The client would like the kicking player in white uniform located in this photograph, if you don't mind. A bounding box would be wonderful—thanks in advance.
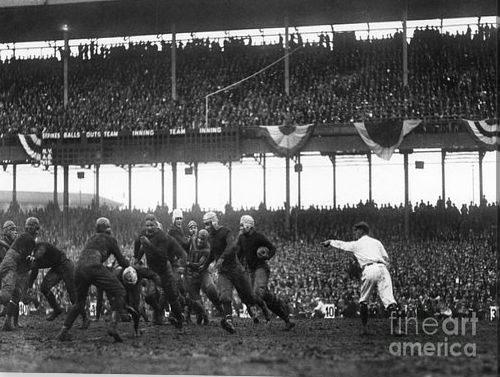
[322,222,403,335]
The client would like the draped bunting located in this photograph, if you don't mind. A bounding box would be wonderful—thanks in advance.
[463,119,498,147]
[17,134,42,161]
[353,119,422,160]
[259,124,315,156]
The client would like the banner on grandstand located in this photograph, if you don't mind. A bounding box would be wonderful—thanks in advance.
[259,124,315,157]
[463,119,498,147]
[17,134,42,162]
[353,119,421,160]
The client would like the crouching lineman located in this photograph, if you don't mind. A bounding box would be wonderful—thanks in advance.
[0,217,40,331]
[321,221,404,336]
[28,242,89,328]
[55,217,139,342]
[96,265,164,336]
[185,228,224,324]
[237,215,295,330]
[201,212,270,334]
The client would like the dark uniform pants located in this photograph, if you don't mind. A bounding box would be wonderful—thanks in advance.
[250,265,289,321]
[154,261,183,323]
[217,262,267,318]
[0,250,21,304]
[186,270,223,314]
[41,259,77,310]
[64,263,125,329]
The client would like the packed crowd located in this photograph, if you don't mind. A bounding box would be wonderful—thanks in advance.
[0,197,496,319]
[0,25,496,134]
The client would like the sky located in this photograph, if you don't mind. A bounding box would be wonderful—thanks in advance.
[0,150,496,211]
[0,16,496,212]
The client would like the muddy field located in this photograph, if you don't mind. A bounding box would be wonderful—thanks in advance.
[0,313,497,376]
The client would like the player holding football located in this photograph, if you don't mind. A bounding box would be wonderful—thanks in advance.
[133,213,185,329]
[321,221,404,336]
[237,215,295,330]
[201,211,270,334]
[185,228,224,323]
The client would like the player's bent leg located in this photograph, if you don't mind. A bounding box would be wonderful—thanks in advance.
[161,277,184,329]
[201,272,224,316]
[56,274,90,341]
[217,272,235,334]
[233,267,270,323]
[41,273,64,321]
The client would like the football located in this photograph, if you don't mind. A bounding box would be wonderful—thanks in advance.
[256,246,270,259]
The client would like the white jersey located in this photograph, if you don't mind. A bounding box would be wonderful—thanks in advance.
[328,234,389,268]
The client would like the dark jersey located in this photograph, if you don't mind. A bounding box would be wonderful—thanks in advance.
[133,229,186,274]
[78,233,129,268]
[9,232,37,273]
[0,237,11,262]
[205,226,238,269]
[28,242,70,288]
[237,231,276,271]
[32,242,68,269]
[186,238,211,276]
[168,227,190,252]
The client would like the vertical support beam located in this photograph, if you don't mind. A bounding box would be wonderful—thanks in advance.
[128,164,132,210]
[12,163,17,204]
[228,161,232,208]
[63,27,69,108]
[367,152,372,202]
[296,154,301,209]
[95,164,100,208]
[479,150,485,205]
[285,156,291,234]
[328,154,337,208]
[402,5,408,87]
[284,15,290,96]
[53,164,58,206]
[194,162,199,206]
[161,162,165,207]
[441,150,446,202]
[403,152,410,240]
[63,164,69,238]
[171,24,177,101]
[262,154,267,208]
[172,162,177,209]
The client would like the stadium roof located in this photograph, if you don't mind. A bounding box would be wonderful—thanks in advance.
[0,0,496,43]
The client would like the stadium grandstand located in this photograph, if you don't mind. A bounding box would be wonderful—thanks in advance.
[0,1,497,375]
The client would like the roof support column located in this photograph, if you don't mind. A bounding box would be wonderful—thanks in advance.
[285,156,291,235]
[53,164,58,206]
[63,164,69,239]
[161,162,165,207]
[367,152,372,202]
[328,154,337,208]
[441,150,446,202]
[95,163,100,208]
[172,162,177,209]
[402,151,411,240]
[194,162,199,206]
[12,163,17,205]
[479,150,485,205]
[128,164,132,210]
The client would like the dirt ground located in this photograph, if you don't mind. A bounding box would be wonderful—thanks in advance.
[0,313,497,376]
